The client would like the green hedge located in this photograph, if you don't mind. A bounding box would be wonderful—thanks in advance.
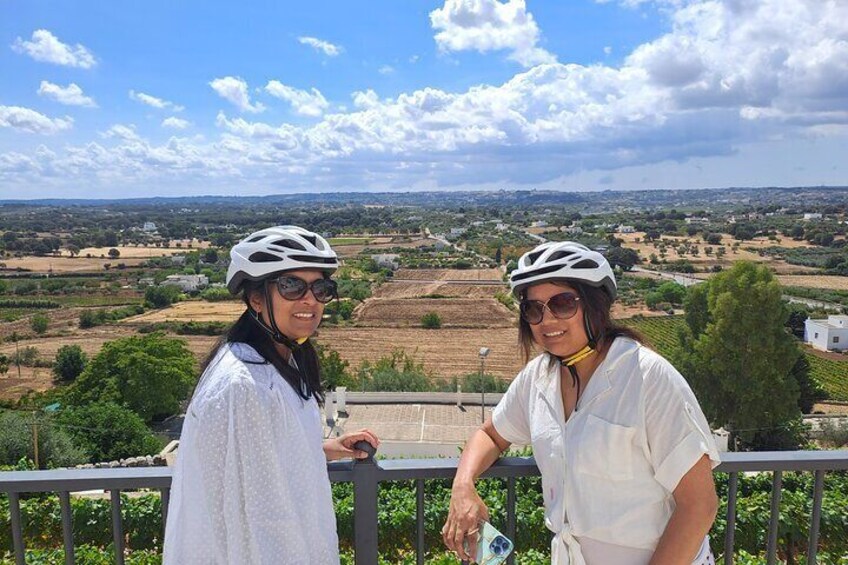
[2,471,848,563]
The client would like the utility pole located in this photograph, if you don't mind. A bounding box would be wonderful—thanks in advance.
[479,347,490,423]
[32,411,39,469]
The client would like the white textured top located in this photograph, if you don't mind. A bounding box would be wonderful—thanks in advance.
[163,342,339,565]
[492,337,720,565]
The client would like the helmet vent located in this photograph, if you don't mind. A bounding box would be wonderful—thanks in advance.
[527,250,544,264]
[271,238,306,251]
[547,250,575,262]
[248,252,284,263]
[572,259,599,269]
[289,255,338,265]
[247,235,265,243]
[302,234,320,248]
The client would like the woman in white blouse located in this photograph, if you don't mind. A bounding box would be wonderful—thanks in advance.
[164,226,379,565]
[443,241,719,565]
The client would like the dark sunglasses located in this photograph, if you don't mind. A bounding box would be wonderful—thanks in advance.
[273,276,338,303]
[520,292,581,325]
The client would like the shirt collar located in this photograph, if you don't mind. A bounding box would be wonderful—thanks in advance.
[532,336,640,414]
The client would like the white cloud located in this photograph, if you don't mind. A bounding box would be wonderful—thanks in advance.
[604,46,613,55]
[352,89,381,109]
[4,0,848,196]
[430,0,557,67]
[378,65,396,75]
[11,29,96,69]
[0,105,73,134]
[265,81,329,117]
[37,81,97,108]
[101,124,141,142]
[298,36,343,57]
[162,117,190,129]
[209,77,265,113]
[129,90,184,112]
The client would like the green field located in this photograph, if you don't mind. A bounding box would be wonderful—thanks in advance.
[807,353,848,401]
[623,315,848,402]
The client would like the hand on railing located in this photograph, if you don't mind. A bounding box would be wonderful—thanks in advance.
[443,482,489,563]
[323,429,380,461]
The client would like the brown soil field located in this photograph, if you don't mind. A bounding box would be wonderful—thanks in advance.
[315,327,524,381]
[394,268,503,281]
[353,298,516,327]
[372,281,508,299]
[777,275,848,291]
[75,240,207,258]
[617,232,820,274]
[121,301,245,324]
[0,256,147,273]
[334,238,432,258]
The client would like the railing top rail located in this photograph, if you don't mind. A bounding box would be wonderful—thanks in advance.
[715,450,848,472]
[1,451,846,494]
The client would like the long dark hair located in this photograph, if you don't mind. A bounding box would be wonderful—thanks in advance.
[200,279,325,404]
[518,280,645,364]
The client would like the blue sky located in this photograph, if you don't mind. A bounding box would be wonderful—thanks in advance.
[1,0,846,199]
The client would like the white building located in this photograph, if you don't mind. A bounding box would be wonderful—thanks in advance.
[161,274,209,293]
[371,254,400,270]
[531,220,548,228]
[142,222,157,233]
[685,217,710,225]
[804,213,823,221]
[617,225,636,234]
[449,227,467,236]
[805,315,848,352]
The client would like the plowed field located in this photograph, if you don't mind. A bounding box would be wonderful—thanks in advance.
[394,268,503,281]
[372,282,507,299]
[315,327,524,381]
[353,298,516,327]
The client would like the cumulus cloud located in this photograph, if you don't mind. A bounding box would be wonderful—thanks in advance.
[101,124,141,142]
[265,81,329,117]
[37,81,97,107]
[430,0,557,67]
[0,105,73,134]
[298,36,343,56]
[129,90,184,112]
[11,29,97,68]
[209,77,265,113]
[162,117,190,129]
[4,0,848,195]
[378,65,396,75]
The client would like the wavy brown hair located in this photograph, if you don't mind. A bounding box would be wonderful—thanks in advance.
[518,280,645,364]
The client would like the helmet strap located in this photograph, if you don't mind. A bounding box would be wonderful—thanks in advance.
[246,282,305,354]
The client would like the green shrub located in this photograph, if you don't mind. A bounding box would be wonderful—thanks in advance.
[56,402,163,463]
[421,312,442,329]
[53,345,87,382]
[200,287,232,302]
[30,313,49,334]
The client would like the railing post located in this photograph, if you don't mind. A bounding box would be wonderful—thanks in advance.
[353,442,379,565]
[766,471,782,565]
[9,492,25,565]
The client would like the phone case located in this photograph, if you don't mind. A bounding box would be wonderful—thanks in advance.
[474,521,514,565]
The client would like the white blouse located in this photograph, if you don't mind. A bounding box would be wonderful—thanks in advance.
[163,343,339,565]
[492,337,720,565]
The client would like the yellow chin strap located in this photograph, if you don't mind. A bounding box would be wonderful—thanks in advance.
[295,336,309,345]
[561,344,595,366]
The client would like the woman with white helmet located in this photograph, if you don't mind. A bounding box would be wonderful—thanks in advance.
[443,241,719,565]
[164,226,379,565]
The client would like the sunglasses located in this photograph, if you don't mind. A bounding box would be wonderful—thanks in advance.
[520,292,581,325]
[273,276,338,303]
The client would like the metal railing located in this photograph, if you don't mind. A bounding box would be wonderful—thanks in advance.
[1,450,847,565]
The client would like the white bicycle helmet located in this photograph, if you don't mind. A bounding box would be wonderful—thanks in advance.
[226,226,339,294]
[510,241,616,299]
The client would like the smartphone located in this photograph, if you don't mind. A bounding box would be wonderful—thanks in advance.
[470,521,514,565]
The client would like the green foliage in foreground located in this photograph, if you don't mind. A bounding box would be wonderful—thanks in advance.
[2,471,848,563]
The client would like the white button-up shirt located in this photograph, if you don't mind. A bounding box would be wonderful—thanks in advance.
[492,337,720,565]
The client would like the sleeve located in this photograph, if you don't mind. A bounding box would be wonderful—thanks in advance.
[194,374,308,564]
[491,366,533,446]
[643,358,721,493]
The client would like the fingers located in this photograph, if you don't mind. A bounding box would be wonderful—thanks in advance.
[441,515,480,562]
[342,429,380,450]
